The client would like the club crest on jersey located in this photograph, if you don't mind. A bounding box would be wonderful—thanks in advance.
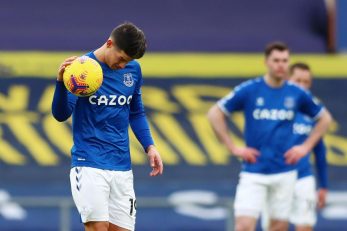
[123,73,134,87]
[284,97,295,109]
[256,97,264,106]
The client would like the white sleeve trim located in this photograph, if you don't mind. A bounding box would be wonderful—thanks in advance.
[217,101,231,116]
[313,107,325,121]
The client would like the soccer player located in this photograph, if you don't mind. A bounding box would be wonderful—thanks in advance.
[52,22,163,231]
[288,63,328,230]
[207,42,332,231]
[261,62,329,231]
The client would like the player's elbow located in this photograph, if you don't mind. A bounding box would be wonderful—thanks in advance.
[325,110,333,125]
[53,114,69,122]
[51,110,70,122]
[129,110,145,121]
[318,109,333,132]
[322,109,333,126]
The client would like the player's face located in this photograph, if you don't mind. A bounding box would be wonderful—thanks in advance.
[290,68,312,90]
[105,39,133,70]
[265,50,290,80]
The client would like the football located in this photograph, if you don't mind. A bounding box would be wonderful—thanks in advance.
[63,56,103,96]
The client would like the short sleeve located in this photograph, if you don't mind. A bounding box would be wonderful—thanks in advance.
[217,81,250,115]
[298,90,324,120]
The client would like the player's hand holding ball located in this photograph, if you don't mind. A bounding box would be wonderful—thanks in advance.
[57,56,78,81]
[58,56,103,97]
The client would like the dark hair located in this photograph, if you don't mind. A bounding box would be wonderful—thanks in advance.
[264,42,289,57]
[289,62,311,75]
[111,22,147,59]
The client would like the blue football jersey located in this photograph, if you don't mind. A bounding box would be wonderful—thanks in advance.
[52,51,153,171]
[218,77,323,174]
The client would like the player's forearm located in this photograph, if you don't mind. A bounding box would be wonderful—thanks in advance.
[130,114,154,151]
[207,105,236,152]
[316,163,328,189]
[129,92,154,150]
[314,139,328,188]
[52,81,73,122]
[303,109,332,152]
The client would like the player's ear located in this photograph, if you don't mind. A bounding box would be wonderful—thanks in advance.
[106,39,113,48]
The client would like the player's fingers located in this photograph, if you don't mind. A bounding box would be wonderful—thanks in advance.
[245,153,256,163]
[148,154,155,168]
[318,194,325,208]
[64,56,78,62]
[321,198,326,208]
[284,150,295,163]
[284,149,291,158]
[62,61,74,68]
[149,154,159,176]
[149,166,156,176]
[285,152,295,164]
[150,166,160,176]
[250,151,260,158]
[249,148,260,156]
[154,156,163,175]
[59,56,77,71]
[285,156,292,164]
[242,153,250,162]
[159,163,163,174]
[246,150,258,162]
[293,155,300,164]
[250,155,257,163]
[58,63,66,71]
[157,158,164,175]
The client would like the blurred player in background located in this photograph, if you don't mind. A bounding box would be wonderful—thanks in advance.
[262,63,329,231]
[207,42,332,231]
[52,22,163,231]
[288,63,328,230]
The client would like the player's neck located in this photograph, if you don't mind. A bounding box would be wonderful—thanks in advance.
[264,74,285,88]
[94,46,106,63]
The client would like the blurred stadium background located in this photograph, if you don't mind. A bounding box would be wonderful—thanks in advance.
[0,0,347,230]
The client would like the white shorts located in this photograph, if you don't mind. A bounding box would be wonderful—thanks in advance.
[234,170,297,220]
[70,167,136,231]
[289,176,317,226]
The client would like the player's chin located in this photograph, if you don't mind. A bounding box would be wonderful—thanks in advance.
[110,64,121,70]
[275,74,286,80]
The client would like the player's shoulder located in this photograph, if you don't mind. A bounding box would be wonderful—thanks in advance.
[234,77,262,92]
[286,81,314,97]
[286,81,308,93]
[312,95,323,106]
[126,60,141,70]
[83,51,97,61]
[123,60,141,77]
[84,51,93,57]
[83,52,104,67]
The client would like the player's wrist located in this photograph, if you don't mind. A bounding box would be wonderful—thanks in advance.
[146,145,156,153]
[229,145,240,156]
[300,143,312,155]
